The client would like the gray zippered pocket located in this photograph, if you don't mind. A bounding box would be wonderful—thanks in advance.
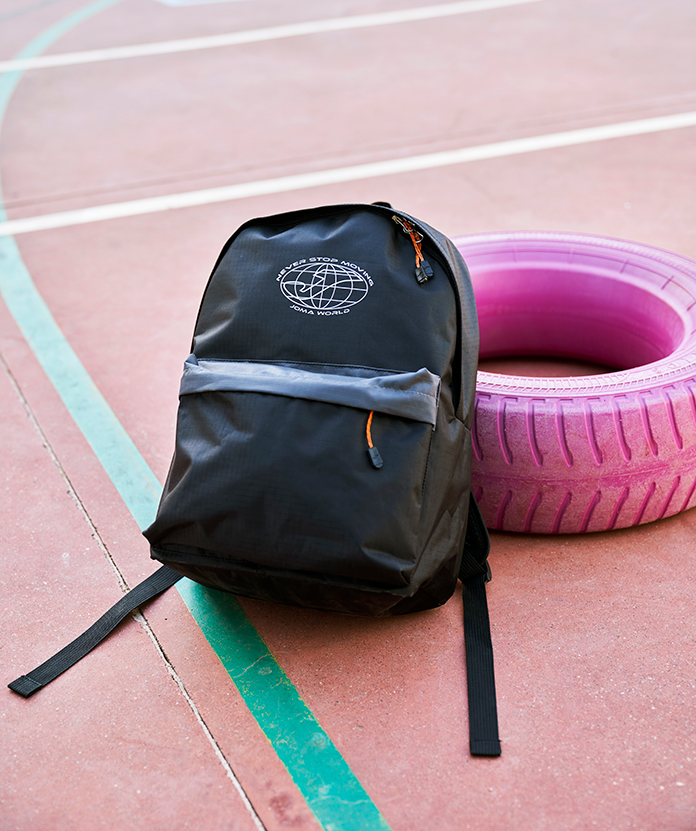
[180,355,440,425]
[147,357,442,586]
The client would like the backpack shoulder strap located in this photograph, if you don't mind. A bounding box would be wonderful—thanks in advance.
[10,502,500,757]
[8,566,182,698]
[460,496,501,757]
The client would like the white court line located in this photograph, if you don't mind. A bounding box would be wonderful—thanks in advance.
[2,111,695,237]
[155,0,249,6]
[0,0,543,72]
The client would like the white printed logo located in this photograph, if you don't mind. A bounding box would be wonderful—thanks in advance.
[277,257,373,316]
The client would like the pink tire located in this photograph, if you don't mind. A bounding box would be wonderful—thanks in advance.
[453,231,696,534]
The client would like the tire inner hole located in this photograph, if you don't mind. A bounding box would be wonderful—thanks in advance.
[473,265,685,378]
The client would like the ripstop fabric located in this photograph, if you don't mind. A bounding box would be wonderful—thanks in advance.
[145,203,486,617]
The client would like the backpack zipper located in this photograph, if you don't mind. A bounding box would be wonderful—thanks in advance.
[365,410,384,469]
[387,207,468,421]
[392,215,434,284]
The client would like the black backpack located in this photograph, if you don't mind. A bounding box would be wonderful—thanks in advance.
[9,203,500,757]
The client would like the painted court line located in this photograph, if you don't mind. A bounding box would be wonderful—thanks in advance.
[0,4,392,830]
[155,0,250,6]
[2,110,696,237]
[178,581,392,831]
[0,0,544,72]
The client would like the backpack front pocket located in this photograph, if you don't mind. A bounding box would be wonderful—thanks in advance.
[147,357,441,586]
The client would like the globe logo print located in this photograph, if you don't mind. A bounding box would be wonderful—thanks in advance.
[279,261,370,311]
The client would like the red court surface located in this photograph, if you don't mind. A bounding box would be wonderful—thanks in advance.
[1,0,695,829]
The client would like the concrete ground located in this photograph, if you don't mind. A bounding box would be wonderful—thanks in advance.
[1,0,695,829]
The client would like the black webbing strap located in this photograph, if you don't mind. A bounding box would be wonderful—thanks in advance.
[460,496,501,757]
[462,572,501,756]
[8,565,183,698]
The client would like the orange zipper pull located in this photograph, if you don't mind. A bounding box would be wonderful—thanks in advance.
[393,216,434,284]
[366,411,383,469]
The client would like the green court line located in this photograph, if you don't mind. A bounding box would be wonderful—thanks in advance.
[178,581,392,831]
[0,6,391,830]
[0,234,163,529]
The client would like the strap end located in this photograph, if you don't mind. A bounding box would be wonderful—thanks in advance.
[470,738,502,757]
[8,675,43,698]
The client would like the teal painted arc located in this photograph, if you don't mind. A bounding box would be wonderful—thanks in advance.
[0,4,393,830]
[178,582,392,831]
[0,7,160,534]
[0,235,162,531]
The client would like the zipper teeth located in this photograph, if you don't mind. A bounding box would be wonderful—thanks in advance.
[390,209,465,416]
[391,212,441,266]
[393,211,458,292]
[392,214,434,286]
